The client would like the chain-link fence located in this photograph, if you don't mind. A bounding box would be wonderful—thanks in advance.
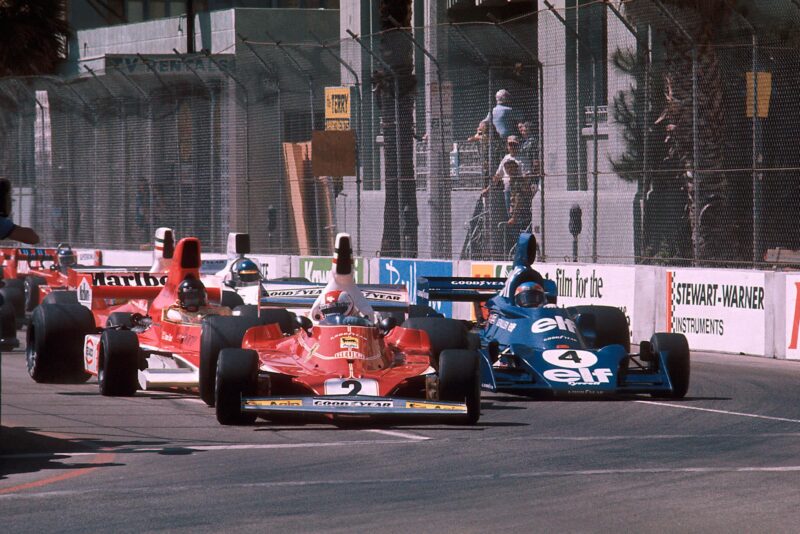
[2,1,800,267]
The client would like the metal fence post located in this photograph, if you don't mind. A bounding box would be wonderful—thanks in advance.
[389,15,451,259]
[652,0,699,265]
[203,49,251,235]
[544,0,599,263]
[347,29,404,256]
[314,35,364,255]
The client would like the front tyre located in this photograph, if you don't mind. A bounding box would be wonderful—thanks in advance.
[98,329,140,397]
[438,349,481,425]
[650,333,690,399]
[27,303,95,383]
[215,348,258,425]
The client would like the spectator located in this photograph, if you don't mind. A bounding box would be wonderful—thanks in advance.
[483,89,518,140]
[504,160,535,243]
[517,121,538,171]
[0,179,39,244]
[494,135,525,213]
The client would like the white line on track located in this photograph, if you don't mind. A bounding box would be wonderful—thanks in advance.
[363,429,430,441]
[636,400,800,424]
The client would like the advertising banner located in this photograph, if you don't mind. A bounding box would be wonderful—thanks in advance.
[470,261,636,337]
[784,274,800,360]
[666,269,766,355]
[379,259,453,317]
[298,256,364,284]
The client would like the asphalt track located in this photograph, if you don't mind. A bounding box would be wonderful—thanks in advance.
[3,330,800,533]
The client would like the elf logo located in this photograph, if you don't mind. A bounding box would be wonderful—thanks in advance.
[531,316,577,334]
[543,367,613,385]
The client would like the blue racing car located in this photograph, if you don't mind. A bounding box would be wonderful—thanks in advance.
[416,234,690,398]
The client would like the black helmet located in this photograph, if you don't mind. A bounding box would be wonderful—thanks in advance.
[178,276,207,311]
[57,244,76,268]
[514,282,545,308]
[230,257,261,287]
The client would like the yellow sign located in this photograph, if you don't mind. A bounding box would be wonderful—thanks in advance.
[245,399,302,407]
[406,401,467,412]
[745,72,771,118]
[325,87,351,119]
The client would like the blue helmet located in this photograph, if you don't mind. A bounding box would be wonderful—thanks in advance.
[57,244,76,268]
[230,257,261,286]
[514,281,545,308]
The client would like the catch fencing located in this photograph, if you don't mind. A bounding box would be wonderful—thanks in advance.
[1,1,800,268]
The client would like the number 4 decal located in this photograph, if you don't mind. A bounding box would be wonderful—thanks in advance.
[558,350,582,364]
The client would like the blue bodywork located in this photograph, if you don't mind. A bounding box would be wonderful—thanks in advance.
[417,234,679,396]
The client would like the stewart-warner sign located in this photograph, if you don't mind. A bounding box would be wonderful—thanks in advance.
[666,269,766,354]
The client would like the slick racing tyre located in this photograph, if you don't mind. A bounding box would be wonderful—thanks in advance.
[24,275,47,312]
[27,303,95,383]
[199,309,295,407]
[402,317,471,368]
[42,290,79,306]
[98,329,140,397]
[0,302,17,350]
[438,349,481,425]
[571,305,630,353]
[215,348,258,425]
[220,290,244,309]
[0,284,25,329]
[650,333,690,399]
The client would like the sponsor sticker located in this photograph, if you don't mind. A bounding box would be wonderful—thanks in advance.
[312,399,393,408]
[405,401,467,412]
[339,336,359,350]
[77,278,92,308]
[245,399,302,407]
[542,349,598,369]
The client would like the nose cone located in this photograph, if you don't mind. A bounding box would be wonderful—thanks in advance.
[334,233,353,276]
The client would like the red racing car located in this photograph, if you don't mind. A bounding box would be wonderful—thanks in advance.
[214,233,482,426]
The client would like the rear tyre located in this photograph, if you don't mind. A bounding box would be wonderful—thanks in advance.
[199,309,294,406]
[650,333,690,399]
[401,317,470,368]
[0,302,17,350]
[24,275,47,312]
[27,304,95,383]
[571,305,630,352]
[215,348,258,425]
[221,290,244,309]
[98,329,140,397]
[42,291,79,306]
[438,349,481,424]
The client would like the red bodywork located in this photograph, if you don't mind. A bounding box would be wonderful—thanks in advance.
[75,238,222,373]
[1,246,102,299]
[241,322,434,397]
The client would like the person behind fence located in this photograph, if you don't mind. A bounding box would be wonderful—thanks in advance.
[480,137,509,259]
[483,89,518,140]
[494,135,526,214]
[502,159,535,243]
[0,179,39,244]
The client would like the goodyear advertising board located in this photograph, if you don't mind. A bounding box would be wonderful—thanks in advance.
[470,262,636,337]
[380,259,453,317]
[785,274,800,360]
[666,269,765,355]
[299,257,364,284]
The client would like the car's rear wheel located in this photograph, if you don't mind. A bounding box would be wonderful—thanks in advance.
[27,303,95,383]
[0,281,25,328]
[216,348,258,425]
[650,333,690,399]
[42,290,79,306]
[199,309,295,406]
[99,329,140,397]
[438,349,481,425]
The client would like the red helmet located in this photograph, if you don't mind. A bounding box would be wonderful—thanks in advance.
[320,290,354,317]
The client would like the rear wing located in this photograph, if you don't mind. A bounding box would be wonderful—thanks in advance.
[260,281,409,313]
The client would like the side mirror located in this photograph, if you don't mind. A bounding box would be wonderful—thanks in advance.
[295,315,313,333]
[575,313,597,348]
[379,316,398,336]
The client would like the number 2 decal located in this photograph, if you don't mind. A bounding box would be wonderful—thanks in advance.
[342,379,362,395]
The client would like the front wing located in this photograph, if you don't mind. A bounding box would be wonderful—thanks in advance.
[242,394,468,418]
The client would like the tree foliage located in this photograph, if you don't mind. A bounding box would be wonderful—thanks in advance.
[0,0,70,77]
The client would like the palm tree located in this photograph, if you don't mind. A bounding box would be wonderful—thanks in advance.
[0,0,70,76]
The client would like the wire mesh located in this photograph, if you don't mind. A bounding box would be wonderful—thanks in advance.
[0,2,799,268]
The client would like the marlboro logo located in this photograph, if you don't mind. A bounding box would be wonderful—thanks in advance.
[91,272,167,287]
